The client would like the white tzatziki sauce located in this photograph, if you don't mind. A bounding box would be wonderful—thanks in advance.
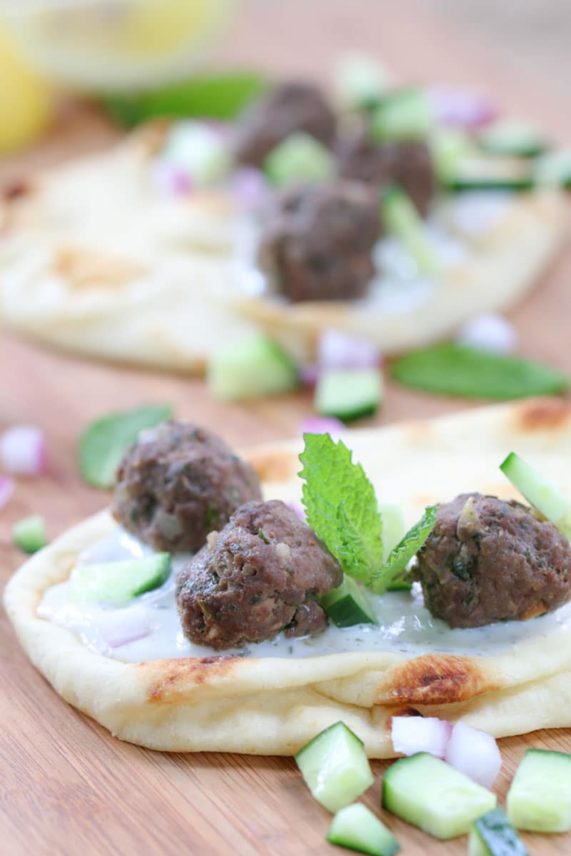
[38,525,571,664]
[232,192,512,312]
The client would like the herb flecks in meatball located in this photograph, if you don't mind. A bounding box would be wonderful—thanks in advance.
[337,127,436,217]
[175,500,343,649]
[414,493,571,628]
[259,180,381,303]
[234,82,336,168]
[112,423,262,552]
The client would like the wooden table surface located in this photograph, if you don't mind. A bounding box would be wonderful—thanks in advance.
[2,1,571,853]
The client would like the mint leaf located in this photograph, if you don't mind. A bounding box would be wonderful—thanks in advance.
[391,343,569,400]
[78,404,173,489]
[372,505,437,593]
[104,72,268,127]
[299,433,383,584]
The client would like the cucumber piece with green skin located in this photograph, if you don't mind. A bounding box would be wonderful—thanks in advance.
[264,132,334,186]
[335,53,391,111]
[500,451,571,539]
[430,128,476,182]
[382,753,496,839]
[507,748,571,832]
[478,121,548,158]
[315,369,382,423]
[468,808,529,856]
[13,514,47,554]
[534,148,571,188]
[443,175,534,193]
[295,721,374,813]
[372,88,432,142]
[208,335,299,401]
[327,804,400,856]
[71,554,171,605]
[320,576,376,627]
[381,186,441,276]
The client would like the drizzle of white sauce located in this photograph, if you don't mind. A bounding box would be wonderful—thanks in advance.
[37,525,571,664]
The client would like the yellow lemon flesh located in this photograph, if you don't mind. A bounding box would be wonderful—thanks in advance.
[0,26,52,155]
[4,0,238,92]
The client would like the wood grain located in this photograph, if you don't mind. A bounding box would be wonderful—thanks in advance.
[1,1,571,853]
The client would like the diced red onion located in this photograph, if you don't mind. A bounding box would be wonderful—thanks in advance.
[231,167,271,211]
[445,722,501,788]
[427,86,497,130]
[391,716,451,759]
[0,426,47,476]
[95,606,152,649]
[318,330,381,371]
[456,313,517,354]
[287,501,306,521]
[151,158,193,197]
[299,416,345,438]
[0,475,15,509]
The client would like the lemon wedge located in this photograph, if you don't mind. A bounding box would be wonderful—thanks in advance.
[3,0,238,92]
[0,25,52,154]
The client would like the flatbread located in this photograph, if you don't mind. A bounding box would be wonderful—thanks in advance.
[5,397,571,756]
[0,127,568,371]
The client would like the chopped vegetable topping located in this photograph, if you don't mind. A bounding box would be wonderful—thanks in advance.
[0,425,47,476]
[391,343,570,400]
[13,514,47,554]
[507,748,571,833]
[264,132,334,186]
[71,554,171,605]
[469,808,529,856]
[78,404,173,489]
[500,451,571,540]
[327,803,400,856]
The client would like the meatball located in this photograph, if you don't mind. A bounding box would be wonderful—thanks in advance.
[337,127,436,217]
[176,500,343,649]
[259,180,381,302]
[414,493,571,628]
[234,82,336,167]
[112,422,262,552]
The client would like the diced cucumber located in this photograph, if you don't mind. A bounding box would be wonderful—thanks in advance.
[469,808,529,856]
[12,514,47,554]
[372,88,433,142]
[315,369,382,423]
[295,721,374,813]
[500,451,571,540]
[430,128,475,182]
[71,554,171,605]
[381,186,441,276]
[264,132,334,186]
[478,120,548,158]
[506,748,571,833]
[335,53,392,110]
[382,753,496,839]
[164,121,231,186]
[443,175,534,193]
[320,576,377,627]
[208,335,299,401]
[534,148,571,188]
[327,804,400,856]
[378,503,406,561]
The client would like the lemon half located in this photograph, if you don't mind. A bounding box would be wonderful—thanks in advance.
[2,0,238,92]
[0,25,52,154]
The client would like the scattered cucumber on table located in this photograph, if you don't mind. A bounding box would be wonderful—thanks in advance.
[295,721,374,813]
[12,514,47,554]
[382,753,496,839]
[71,554,171,605]
[208,334,299,401]
[327,803,400,856]
[264,132,334,186]
[320,576,377,627]
[534,148,571,188]
[507,748,571,833]
[478,120,548,158]
[314,369,383,422]
[468,808,529,856]
[500,452,571,540]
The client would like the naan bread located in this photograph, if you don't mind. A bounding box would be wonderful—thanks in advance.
[0,127,568,372]
[5,397,571,756]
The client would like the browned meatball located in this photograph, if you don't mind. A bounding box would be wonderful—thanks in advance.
[176,500,343,649]
[414,493,571,628]
[234,82,336,167]
[337,126,436,217]
[112,423,262,552]
[259,180,381,302]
